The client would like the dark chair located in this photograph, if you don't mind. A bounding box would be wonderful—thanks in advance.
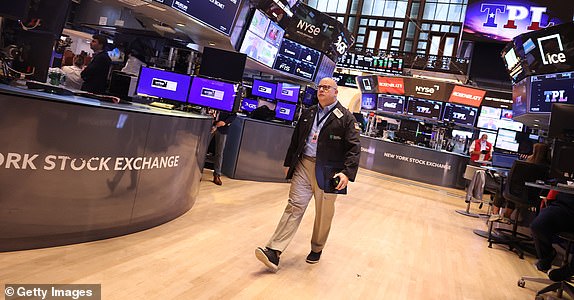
[518,232,574,300]
[487,160,549,258]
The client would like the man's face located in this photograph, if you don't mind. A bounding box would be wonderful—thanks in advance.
[316,78,338,104]
[481,134,488,141]
[90,39,102,52]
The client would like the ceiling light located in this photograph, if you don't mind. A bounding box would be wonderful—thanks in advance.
[534,119,540,122]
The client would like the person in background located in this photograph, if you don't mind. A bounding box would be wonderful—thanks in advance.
[211,111,236,186]
[61,55,84,90]
[469,134,493,165]
[489,143,550,223]
[255,77,361,272]
[81,34,111,94]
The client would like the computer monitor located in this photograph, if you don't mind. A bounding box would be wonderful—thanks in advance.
[361,94,377,110]
[275,82,300,103]
[550,141,574,181]
[275,101,297,121]
[240,98,258,112]
[136,66,191,103]
[476,116,499,130]
[442,103,478,127]
[548,104,574,141]
[199,47,247,83]
[491,152,518,169]
[252,79,277,99]
[479,129,497,145]
[495,128,520,152]
[187,76,238,112]
[302,86,317,106]
[452,129,473,140]
[480,106,502,119]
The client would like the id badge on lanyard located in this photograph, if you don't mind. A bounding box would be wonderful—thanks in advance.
[311,132,318,143]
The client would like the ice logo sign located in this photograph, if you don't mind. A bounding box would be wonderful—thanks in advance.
[537,34,566,65]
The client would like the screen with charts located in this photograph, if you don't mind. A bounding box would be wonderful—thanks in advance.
[476,116,499,131]
[406,98,443,120]
[187,77,238,112]
[273,38,321,80]
[496,128,520,152]
[136,67,191,103]
[480,106,502,119]
[239,10,283,67]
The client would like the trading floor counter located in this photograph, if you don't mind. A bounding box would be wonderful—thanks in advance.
[360,136,468,188]
[0,84,213,251]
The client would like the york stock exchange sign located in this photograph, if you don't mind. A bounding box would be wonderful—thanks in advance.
[403,77,449,101]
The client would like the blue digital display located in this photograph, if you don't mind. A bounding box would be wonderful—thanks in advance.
[252,79,277,99]
[136,66,191,103]
[188,77,237,112]
[241,98,258,112]
[275,82,300,103]
[361,94,377,110]
[275,101,297,121]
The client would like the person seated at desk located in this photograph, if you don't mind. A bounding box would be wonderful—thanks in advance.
[489,143,550,223]
[469,134,492,166]
[530,191,574,279]
[61,55,85,90]
[81,34,111,94]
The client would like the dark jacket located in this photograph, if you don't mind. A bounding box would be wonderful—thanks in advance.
[81,51,111,94]
[283,102,361,190]
[215,112,237,134]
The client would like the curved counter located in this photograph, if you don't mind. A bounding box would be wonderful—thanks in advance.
[359,136,468,188]
[0,84,213,251]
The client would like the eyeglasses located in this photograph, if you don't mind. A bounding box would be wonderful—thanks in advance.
[317,85,335,91]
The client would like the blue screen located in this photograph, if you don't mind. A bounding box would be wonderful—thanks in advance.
[188,77,237,112]
[136,66,191,103]
[252,79,277,99]
[275,101,297,121]
[275,82,300,103]
[241,98,258,112]
[361,94,377,110]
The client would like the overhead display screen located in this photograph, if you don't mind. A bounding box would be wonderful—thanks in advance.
[240,98,258,112]
[136,66,191,103]
[336,53,403,75]
[252,79,277,99]
[529,71,574,113]
[171,0,241,35]
[239,10,283,68]
[273,38,321,80]
[462,0,574,42]
[377,76,405,95]
[377,94,405,114]
[406,98,443,120]
[356,75,377,93]
[448,85,487,107]
[188,77,238,112]
[313,55,336,84]
[403,78,449,101]
[496,128,520,152]
[480,106,502,119]
[442,103,478,126]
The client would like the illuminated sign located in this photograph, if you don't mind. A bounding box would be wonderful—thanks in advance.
[448,85,487,107]
[377,77,405,95]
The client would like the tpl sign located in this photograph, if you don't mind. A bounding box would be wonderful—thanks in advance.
[480,4,551,31]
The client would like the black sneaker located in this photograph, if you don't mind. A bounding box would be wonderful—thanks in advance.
[305,250,322,264]
[255,247,279,272]
[548,265,574,282]
[535,249,557,272]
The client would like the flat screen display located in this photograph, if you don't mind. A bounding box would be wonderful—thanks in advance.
[302,86,317,106]
[480,106,502,119]
[199,47,246,83]
[496,128,520,152]
[136,66,191,103]
[240,30,280,68]
[171,0,241,35]
[313,55,336,84]
[275,82,300,103]
[442,103,478,126]
[501,108,514,120]
[240,98,258,112]
[479,129,498,145]
[377,94,405,114]
[476,116,499,130]
[356,75,377,93]
[361,94,377,110]
[406,98,443,120]
[337,53,403,75]
[273,38,321,80]
[275,101,297,121]
[188,77,237,112]
[529,71,574,113]
[498,119,524,131]
[452,129,474,139]
[252,79,277,99]
[448,85,486,107]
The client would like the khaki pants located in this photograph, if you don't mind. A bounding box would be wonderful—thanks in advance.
[266,156,337,253]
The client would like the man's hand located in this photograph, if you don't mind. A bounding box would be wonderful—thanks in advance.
[215,121,226,127]
[334,172,349,190]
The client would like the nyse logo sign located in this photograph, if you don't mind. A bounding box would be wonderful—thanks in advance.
[480,4,550,31]
[415,85,440,96]
[296,20,321,36]
[544,90,568,102]
[538,34,566,65]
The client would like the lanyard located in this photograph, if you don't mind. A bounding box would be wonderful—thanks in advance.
[315,106,337,127]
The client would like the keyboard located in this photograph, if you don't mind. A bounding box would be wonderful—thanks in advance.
[149,102,175,110]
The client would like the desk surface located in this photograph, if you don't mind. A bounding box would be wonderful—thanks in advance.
[525,182,574,195]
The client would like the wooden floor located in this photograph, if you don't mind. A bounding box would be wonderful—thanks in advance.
[0,168,568,300]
